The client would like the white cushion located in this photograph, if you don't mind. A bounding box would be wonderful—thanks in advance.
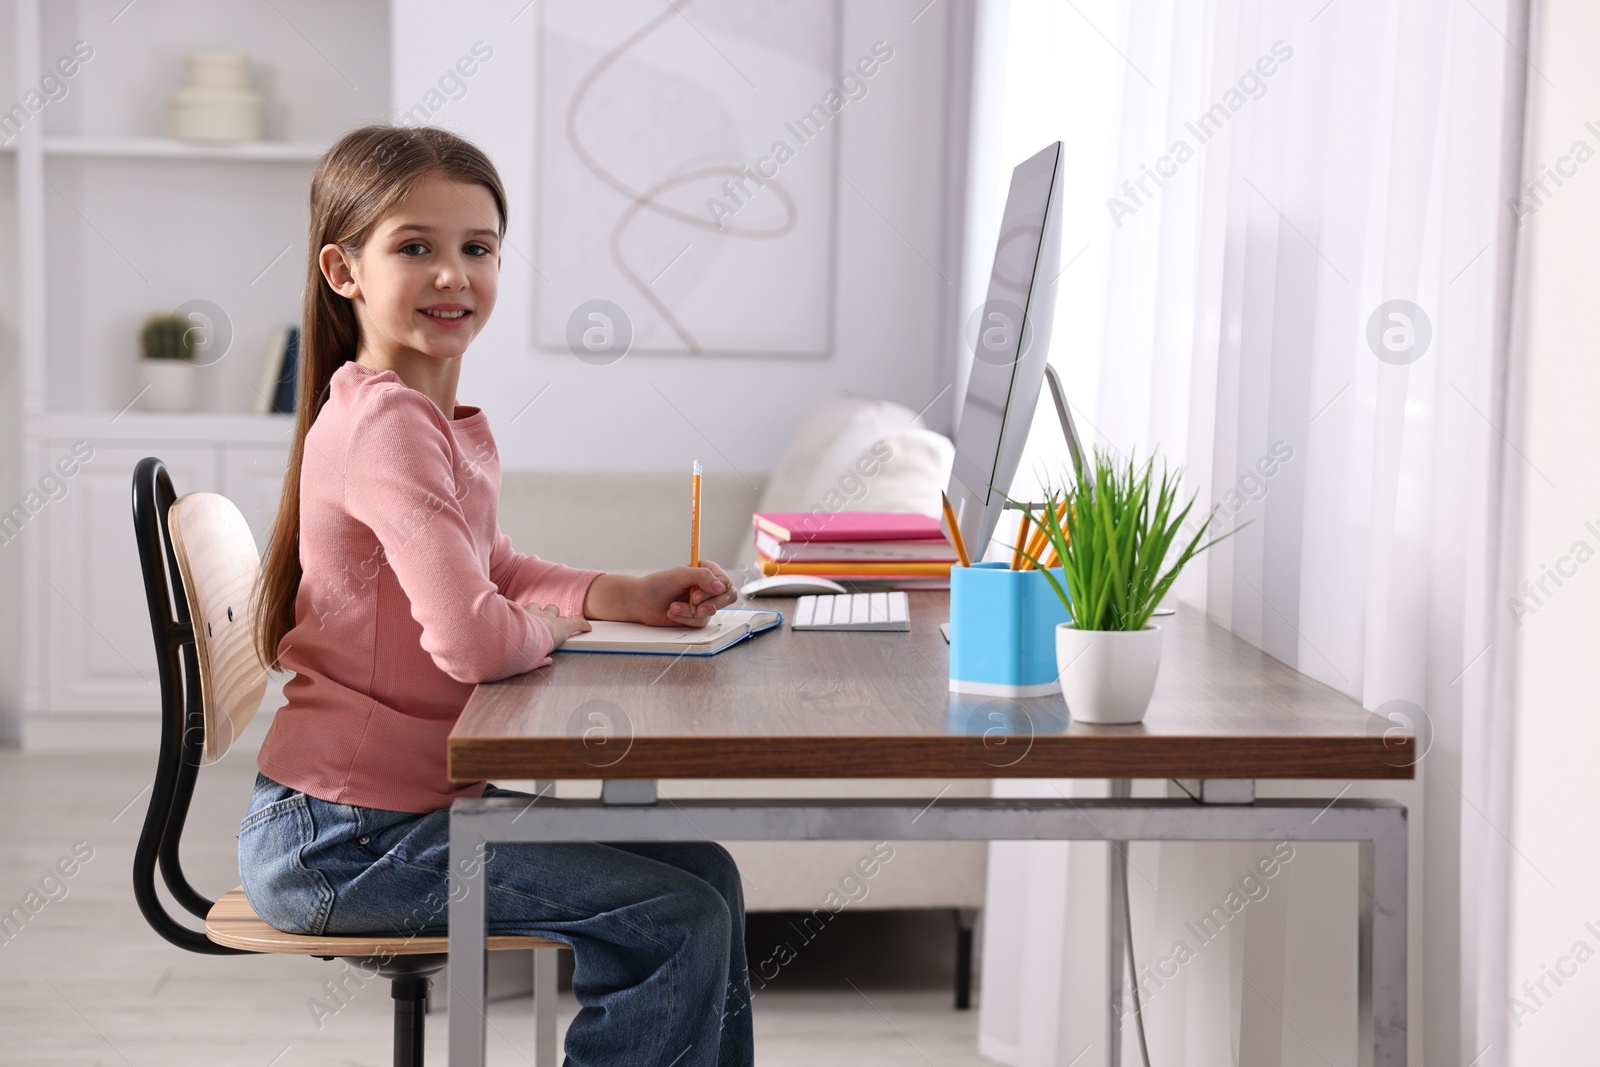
[846,426,955,514]
[756,393,923,512]
[734,395,955,577]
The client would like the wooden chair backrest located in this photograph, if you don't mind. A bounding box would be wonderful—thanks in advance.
[166,493,269,763]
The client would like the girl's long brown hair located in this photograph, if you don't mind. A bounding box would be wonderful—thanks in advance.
[252,124,508,670]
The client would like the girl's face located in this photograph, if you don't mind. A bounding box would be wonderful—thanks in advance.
[326,174,503,362]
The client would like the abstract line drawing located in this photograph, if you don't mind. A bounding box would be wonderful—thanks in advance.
[536,0,841,357]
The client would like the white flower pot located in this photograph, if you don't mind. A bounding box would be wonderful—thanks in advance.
[1055,623,1163,724]
[137,358,197,412]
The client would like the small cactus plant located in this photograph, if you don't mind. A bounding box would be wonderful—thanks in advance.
[140,313,198,361]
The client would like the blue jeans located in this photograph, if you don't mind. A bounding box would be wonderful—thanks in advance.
[238,772,753,1067]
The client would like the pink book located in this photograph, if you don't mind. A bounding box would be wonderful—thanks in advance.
[753,511,946,543]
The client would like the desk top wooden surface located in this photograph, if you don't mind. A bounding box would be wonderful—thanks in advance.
[449,594,1413,782]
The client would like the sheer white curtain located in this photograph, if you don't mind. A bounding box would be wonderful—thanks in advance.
[966,1,1529,1064]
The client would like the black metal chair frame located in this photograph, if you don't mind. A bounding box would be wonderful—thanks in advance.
[130,456,445,1066]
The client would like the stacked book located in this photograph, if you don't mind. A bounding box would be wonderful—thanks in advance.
[752,512,957,590]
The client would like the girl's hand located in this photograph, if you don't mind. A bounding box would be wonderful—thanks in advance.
[525,602,592,647]
[635,562,738,628]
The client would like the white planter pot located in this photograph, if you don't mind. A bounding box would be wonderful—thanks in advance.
[1055,623,1163,724]
[137,358,198,412]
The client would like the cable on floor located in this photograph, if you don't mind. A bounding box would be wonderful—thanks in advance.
[1119,847,1154,1067]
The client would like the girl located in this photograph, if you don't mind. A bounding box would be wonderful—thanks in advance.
[242,124,753,1066]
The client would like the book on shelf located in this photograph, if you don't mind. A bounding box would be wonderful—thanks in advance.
[755,528,958,563]
[752,511,946,544]
[254,325,301,415]
[556,608,782,656]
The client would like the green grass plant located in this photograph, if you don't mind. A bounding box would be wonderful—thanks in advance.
[1002,447,1243,632]
[140,313,198,361]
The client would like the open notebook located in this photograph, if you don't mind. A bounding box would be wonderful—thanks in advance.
[555,608,783,656]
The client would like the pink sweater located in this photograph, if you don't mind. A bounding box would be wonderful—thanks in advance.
[257,360,603,812]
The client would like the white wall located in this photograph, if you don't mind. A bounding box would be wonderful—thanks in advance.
[1504,0,1600,1058]
[392,0,960,476]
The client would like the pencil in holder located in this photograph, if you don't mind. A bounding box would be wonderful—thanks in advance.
[948,561,1070,697]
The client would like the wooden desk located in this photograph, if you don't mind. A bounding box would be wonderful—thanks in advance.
[450,596,1414,782]
[447,594,1410,1067]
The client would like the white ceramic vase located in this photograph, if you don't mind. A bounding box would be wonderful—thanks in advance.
[168,52,262,143]
[1055,623,1163,724]
[137,358,197,412]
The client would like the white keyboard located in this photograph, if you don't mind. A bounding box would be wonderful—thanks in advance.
[792,591,910,631]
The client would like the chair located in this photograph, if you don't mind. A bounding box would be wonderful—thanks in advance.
[130,457,568,1067]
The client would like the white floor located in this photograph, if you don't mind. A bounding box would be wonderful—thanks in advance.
[0,747,999,1066]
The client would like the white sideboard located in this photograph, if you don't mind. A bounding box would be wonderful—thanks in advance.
[21,417,291,747]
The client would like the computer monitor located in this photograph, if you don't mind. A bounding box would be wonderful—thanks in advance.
[946,141,1069,561]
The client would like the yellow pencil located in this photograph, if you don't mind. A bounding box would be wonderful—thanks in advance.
[690,459,702,568]
[1020,500,1066,570]
[684,459,702,617]
[940,491,972,567]
[1040,500,1069,569]
[1009,507,1030,570]
[1020,524,1048,571]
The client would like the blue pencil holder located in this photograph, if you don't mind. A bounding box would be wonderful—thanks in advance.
[948,561,1071,697]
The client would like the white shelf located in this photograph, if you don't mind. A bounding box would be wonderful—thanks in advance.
[43,136,327,162]
[9,0,392,745]
[32,408,296,444]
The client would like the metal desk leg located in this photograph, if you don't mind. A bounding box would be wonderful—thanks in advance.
[523,781,560,1067]
[448,813,489,1067]
[1363,809,1409,1067]
[534,947,559,1067]
[1107,779,1131,1067]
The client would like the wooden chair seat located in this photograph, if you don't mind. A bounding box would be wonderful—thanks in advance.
[206,886,569,956]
